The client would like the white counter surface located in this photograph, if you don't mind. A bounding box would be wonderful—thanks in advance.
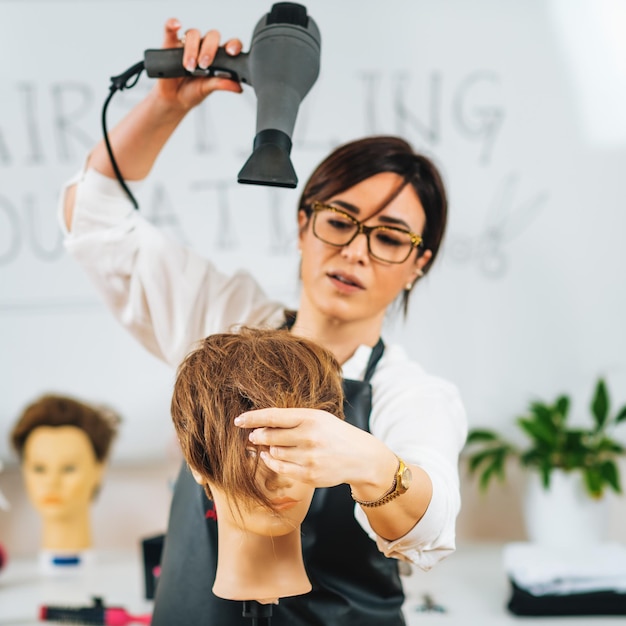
[1,543,624,625]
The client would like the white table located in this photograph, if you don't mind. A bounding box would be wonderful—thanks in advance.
[402,543,625,626]
[1,543,623,625]
[0,550,152,626]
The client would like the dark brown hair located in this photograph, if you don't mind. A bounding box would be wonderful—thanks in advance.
[11,394,120,462]
[299,136,448,314]
[171,327,344,510]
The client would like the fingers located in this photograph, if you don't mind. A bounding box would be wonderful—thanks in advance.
[224,38,244,56]
[263,445,310,467]
[163,20,244,73]
[199,77,243,96]
[163,18,182,49]
[259,450,305,478]
[235,407,308,430]
[249,427,300,448]
[197,29,220,70]
[258,446,337,489]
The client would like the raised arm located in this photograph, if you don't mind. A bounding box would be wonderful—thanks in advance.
[63,18,243,230]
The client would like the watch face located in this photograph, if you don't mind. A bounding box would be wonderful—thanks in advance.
[399,466,412,490]
[400,467,413,489]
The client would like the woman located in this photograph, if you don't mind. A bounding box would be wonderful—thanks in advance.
[60,19,467,625]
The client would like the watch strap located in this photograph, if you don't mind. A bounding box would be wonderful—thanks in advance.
[351,456,407,508]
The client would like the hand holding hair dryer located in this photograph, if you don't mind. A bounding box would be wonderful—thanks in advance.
[144,3,321,188]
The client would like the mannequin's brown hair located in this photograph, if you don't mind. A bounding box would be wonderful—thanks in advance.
[11,394,120,463]
[171,327,345,511]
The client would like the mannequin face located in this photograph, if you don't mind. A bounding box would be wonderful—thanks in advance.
[22,426,104,522]
[193,458,315,537]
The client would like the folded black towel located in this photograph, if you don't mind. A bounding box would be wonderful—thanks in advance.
[508,579,626,616]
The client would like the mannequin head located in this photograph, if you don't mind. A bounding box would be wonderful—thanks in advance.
[10,394,120,551]
[171,327,345,603]
[172,327,344,527]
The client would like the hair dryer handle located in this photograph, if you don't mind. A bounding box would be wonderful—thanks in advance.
[144,47,250,84]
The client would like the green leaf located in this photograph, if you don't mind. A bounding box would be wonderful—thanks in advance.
[583,466,604,498]
[600,461,622,494]
[466,429,501,444]
[615,405,626,424]
[554,396,570,426]
[467,445,513,476]
[528,401,562,431]
[467,448,500,474]
[518,417,557,446]
[478,464,498,491]
[539,464,551,489]
[520,449,542,468]
[478,452,507,492]
[591,378,609,430]
[555,395,570,421]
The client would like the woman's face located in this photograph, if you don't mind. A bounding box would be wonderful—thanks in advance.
[298,172,432,327]
[22,426,103,522]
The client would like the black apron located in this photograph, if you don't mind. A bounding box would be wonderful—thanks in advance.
[153,338,406,626]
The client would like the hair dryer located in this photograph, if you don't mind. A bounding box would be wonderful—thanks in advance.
[144,2,321,188]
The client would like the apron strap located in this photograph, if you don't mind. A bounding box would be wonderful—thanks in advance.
[363,338,385,383]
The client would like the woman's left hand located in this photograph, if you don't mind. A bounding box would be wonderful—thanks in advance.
[234,408,390,489]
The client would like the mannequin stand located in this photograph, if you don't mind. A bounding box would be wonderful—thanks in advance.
[242,600,273,625]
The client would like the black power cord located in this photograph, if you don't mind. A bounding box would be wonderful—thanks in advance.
[101,61,145,210]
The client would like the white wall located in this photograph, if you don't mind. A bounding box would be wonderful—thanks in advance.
[1,0,625,473]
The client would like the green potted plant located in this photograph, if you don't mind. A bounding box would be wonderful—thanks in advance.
[465,377,626,545]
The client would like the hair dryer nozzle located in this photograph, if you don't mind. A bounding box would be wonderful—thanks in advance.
[237,129,297,188]
[237,2,319,188]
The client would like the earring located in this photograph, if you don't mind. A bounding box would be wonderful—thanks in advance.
[406,269,424,291]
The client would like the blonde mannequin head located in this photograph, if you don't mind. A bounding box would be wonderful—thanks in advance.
[11,394,120,552]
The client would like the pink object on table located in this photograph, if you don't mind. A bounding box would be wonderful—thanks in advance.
[0,542,7,572]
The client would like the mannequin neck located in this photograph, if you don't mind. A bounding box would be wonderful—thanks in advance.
[213,516,311,604]
[41,510,92,552]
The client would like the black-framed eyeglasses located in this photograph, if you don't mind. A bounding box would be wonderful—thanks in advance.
[309,201,423,264]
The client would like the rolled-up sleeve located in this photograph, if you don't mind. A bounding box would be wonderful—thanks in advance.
[59,168,284,367]
[353,344,468,570]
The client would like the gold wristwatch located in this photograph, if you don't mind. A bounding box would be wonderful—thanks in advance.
[351,456,412,508]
